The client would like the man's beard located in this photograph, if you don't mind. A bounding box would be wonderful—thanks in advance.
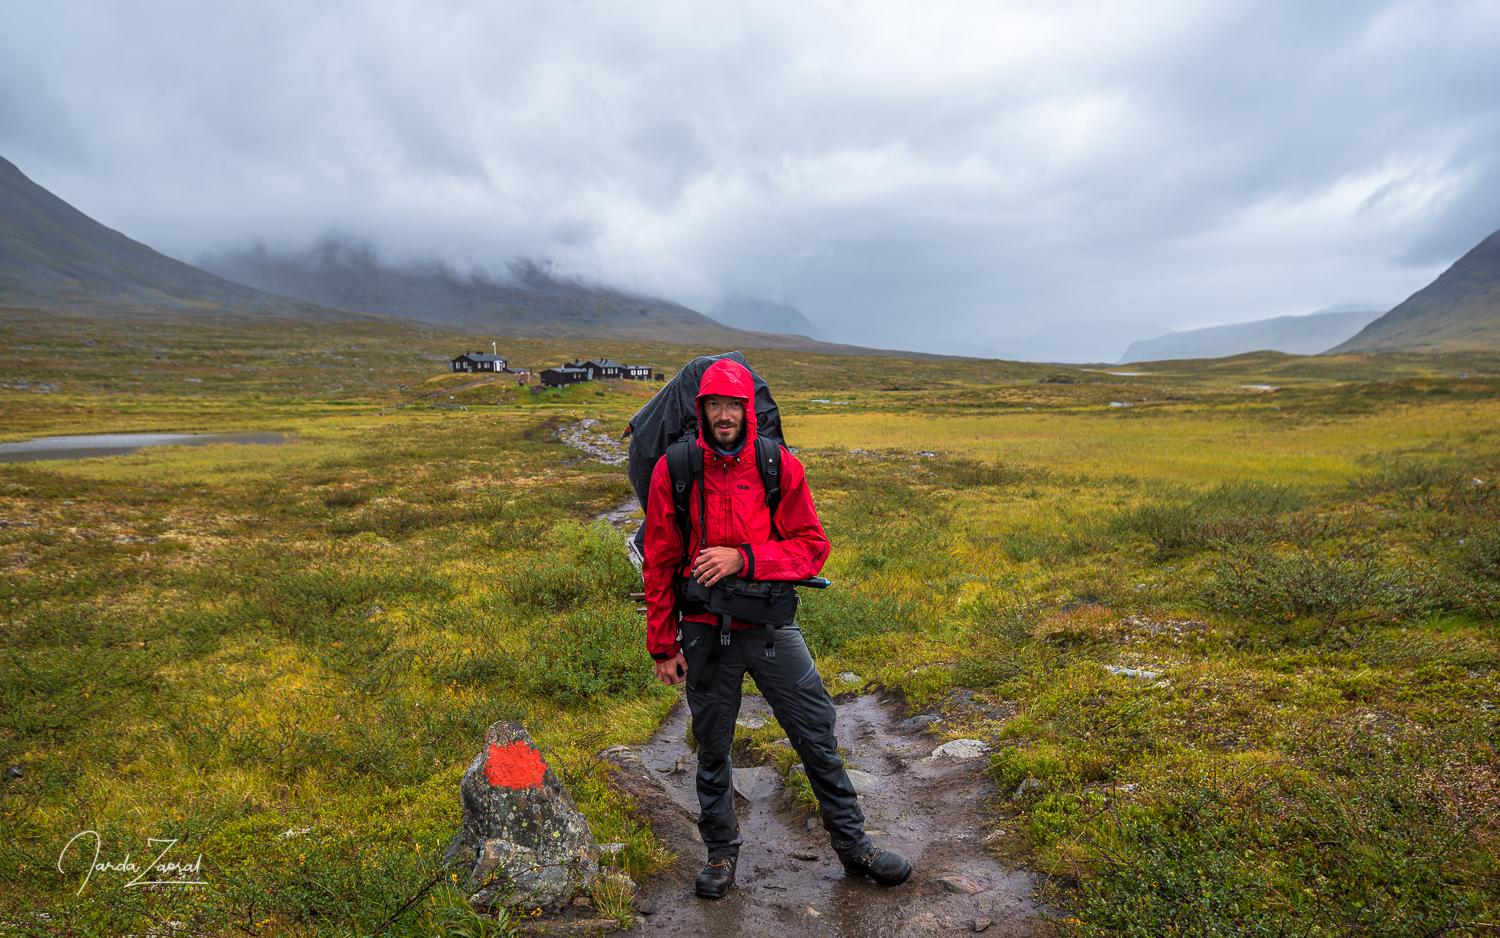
[712,422,746,450]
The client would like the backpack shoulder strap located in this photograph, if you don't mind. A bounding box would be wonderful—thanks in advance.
[665,439,704,569]
[754,436,782,519]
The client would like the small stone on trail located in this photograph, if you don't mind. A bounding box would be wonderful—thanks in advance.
[673,755,691,774]
[637,899,655,915]
[735,714,768,730]
[939,874,986,894]
[807,818,820,830]
[930,739,989,759]
[791,851,820,861]
[975,918,992,932]
[733,766,781,800]
[838,672,863,684]
[844,769,881,792]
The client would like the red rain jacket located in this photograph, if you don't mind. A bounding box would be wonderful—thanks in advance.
[642,359,831,660]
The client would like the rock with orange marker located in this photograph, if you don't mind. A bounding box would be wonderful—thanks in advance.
[444,720,601,910]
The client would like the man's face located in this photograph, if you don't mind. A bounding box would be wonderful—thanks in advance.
[701,394,746,450]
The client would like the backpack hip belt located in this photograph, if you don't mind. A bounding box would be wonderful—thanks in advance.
[677,574,800,657]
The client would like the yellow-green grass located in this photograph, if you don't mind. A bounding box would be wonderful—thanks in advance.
[790,398,1500,486]
[3,311,1498,936]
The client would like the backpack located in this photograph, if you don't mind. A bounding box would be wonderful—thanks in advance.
[625,351,784,556]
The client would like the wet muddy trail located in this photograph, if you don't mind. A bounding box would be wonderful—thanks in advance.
[603,692,1045,937]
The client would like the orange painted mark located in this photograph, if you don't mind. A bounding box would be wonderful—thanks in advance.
[484,741,548,789]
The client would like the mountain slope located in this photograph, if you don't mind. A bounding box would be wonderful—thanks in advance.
[1121,308,1384,362]
[1331,229,1500,353]
[202,241,739,342]
[0,154,938,356]
[0,156,362,321]
[201,241,918,353]
[710,297,828,341]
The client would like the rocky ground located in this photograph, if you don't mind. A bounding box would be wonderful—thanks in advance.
[557,419,629,466]
[600,692,1046,937]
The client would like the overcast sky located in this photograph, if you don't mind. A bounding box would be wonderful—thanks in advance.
[3,0,1498,352]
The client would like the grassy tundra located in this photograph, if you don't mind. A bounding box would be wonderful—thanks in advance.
[1,311,1497,936]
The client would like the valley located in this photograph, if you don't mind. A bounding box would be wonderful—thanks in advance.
[2,310,1496,935]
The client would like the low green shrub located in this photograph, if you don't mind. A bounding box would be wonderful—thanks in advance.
[995,530,1095,563]
[1459,524,1500,582]
[231,547,443,646]
[953,599,1038,686]
[1,642,164,754]
[322,486,373,508]
[1110,480,1305,558]
[329,500,450,538]
[796,587,920,656]
[1061,749,1493,937]
[522,607,660,705]
[930,458,1045,488]
[431,649,517,688]
[1205,544,1432,639]
[499,522,638,612]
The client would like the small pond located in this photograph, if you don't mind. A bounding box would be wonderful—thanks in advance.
[0,433,290,463]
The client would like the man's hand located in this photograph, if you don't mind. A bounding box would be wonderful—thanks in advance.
[693,546,744,586]
[655,653,688,686]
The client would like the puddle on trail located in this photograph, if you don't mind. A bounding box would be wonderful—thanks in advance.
[622,692,1045,937]
[0,432,290,463]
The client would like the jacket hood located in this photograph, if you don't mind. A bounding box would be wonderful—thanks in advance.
[695,358,758,450]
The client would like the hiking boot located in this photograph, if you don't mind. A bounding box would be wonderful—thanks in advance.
[839,845,913,886]
[695,856,737,898]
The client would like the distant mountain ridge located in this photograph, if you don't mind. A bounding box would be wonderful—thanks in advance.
[201,241,928,353]
[201,239,777,345]
[0,155,938,357]
[1332,228,1500,353]
[0,155,360,321]
[1122,307,1384,362]
[710,297,828,341]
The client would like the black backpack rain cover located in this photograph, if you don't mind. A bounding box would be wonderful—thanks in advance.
[626,351,783,553]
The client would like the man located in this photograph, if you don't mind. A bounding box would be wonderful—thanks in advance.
[642,358,913,899]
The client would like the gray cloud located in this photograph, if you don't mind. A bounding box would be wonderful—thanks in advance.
[2,0,1497,353]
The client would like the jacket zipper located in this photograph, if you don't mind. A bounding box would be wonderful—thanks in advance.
[721,459,733,545]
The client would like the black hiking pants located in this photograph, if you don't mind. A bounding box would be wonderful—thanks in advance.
[680,619,871,859]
